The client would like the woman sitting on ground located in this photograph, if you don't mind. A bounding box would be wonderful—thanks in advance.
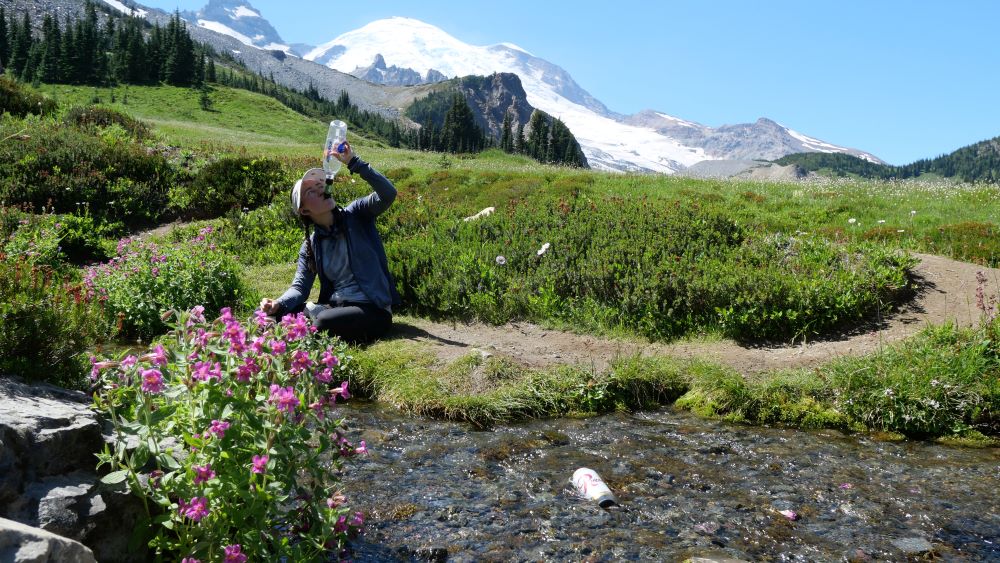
[259,142,400,343]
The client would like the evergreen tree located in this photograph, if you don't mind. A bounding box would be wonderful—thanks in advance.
[500,111,513,153]
[194,50,206,85]
[515,123,525,154]
[440,93,484,153]
[9,12,32,78]
[72,2,100,83]
[161,13,196,85]
[206,58,216,82]
[59,16,76,82]
[37,15,62,83]
[526,110,549,161]
[0,7,9,71]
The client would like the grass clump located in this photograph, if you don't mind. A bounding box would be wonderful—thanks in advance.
[673,317,1000,441]
[826,321,999,438]
[347,340,690,428]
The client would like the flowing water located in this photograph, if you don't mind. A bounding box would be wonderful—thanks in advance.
[338,403,999,562]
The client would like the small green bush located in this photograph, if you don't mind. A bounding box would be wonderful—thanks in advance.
[84,228,255,339]
[163,202,303,266]
[387,194,915,341]
[0,117,173,227]
[921,221,1000,266]
[62,105,151,140]
[0,255,111,387]
[2,209,121,268]
[169,157,287,219]
[0,76,57,117]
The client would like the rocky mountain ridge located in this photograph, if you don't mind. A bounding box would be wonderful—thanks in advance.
[351,54,447,87]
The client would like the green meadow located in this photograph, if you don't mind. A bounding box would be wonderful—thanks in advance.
[3,81,998,441]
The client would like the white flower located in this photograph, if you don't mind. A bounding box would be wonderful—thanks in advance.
[910,210,917,215]
[877,220,886,224]
[495,255,507,266]
[536,242,551,256]
[897,229,905,233]
[848,218,857,224]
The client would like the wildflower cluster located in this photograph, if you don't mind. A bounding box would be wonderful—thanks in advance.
[83,228,249,337]
[93,306,364,561]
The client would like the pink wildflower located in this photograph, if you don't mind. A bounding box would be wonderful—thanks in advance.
[281,313,310,341]
[269,339,286,354]
[90,358,116,381]
[250,336,266,355]
[236,357,261,382]
[290,350,312,374]
[207,419,230,438]
[334,515,348,533]
[326,493,346,509]
[251,454,268,474]
[188,305,206,325]
[223,545,247,563]
[120,355,138,368]
[268,385,299,413]
[194,328,211,348]
[192,464,216,484]
[219,307,234,324]
[137,344,168,367]
[140,369,164,393]
[254,309,271,328]
[332,380,351,402]
[322,349,340,368]
[316,368,333,383]
[191,361,222,383]
[355,440,368,455]
[181,558,200,563]
[179,496,210,521]
[350,511,364,527]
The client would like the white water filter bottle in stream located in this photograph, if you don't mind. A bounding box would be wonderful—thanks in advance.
[572,467,618,507]
[323,120,348,178]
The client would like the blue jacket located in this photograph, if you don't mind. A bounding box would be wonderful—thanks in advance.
[275,158,401,314]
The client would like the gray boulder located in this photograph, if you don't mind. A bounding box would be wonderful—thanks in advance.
[0,378,102,508]
[0,516,96,563]
[0,378,147,562]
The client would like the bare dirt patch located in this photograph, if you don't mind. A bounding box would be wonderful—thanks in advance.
[388,253,1000,374]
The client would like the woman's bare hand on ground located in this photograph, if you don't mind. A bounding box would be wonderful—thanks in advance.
[259,298,276,314]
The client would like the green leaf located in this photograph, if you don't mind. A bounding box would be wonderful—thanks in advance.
[101,470,129,485]
[156,453,181,470]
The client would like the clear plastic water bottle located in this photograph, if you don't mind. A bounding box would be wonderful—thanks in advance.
[323,120,348,178]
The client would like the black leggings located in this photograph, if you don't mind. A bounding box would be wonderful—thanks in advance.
[293,302,392,344]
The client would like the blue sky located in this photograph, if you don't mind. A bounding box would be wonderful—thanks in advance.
[142,0,1000,165]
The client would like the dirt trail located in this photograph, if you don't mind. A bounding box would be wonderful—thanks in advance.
[389,253,1000,374]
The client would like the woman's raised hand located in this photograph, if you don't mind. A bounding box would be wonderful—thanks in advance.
[332,141,354,164]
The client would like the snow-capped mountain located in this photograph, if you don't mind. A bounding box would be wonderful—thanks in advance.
[303,17,879,172]
[178,0,294,54]
[623,111,882,163]
[124,2,879,172]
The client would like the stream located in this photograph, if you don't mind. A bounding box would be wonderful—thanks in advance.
[338,403,999,562]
